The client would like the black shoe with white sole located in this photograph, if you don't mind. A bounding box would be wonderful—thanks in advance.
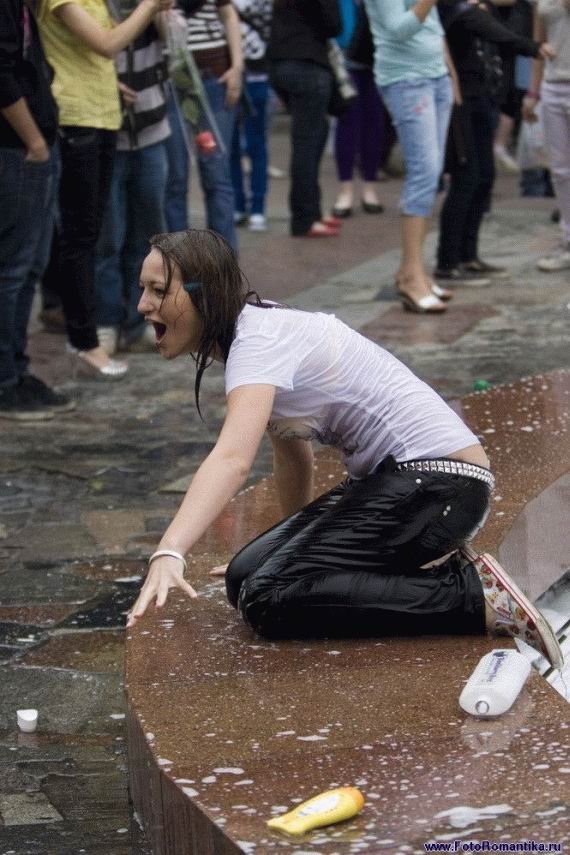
[19,375,76,413]
[434,266,491,287]
[462,259,510,280]
[0,382,54,421]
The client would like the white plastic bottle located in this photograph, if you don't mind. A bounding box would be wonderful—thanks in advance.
[459,649,531,717]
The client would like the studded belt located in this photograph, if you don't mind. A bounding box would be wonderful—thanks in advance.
[395,458,495,489]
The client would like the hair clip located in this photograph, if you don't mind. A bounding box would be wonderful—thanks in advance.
[183,281,202,295]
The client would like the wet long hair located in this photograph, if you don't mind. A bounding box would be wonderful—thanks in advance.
[149,229,269,419]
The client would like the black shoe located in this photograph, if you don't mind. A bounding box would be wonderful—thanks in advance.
[462,259,510,280]
[332,205,352,218]
[0,383,54,421]
[362,200,384,214]
[433,266,491,287]
[19,375,76,413]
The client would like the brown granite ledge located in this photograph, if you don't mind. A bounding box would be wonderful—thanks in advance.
[126,370,570,854]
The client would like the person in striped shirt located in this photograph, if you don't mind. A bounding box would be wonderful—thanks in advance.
[165,0,243,250]
[94,22,172,356]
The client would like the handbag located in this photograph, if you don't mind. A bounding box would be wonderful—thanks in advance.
[327,40,358,117]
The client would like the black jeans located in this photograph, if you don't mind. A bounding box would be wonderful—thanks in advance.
[226,460,490,640]
[437,96,496,270]
[58,126,116,351]
[269,60,332,235]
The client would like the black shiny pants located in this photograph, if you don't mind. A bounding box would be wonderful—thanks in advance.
[226,460,490,640]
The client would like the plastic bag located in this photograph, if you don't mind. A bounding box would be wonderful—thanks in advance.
[516,106,549,171]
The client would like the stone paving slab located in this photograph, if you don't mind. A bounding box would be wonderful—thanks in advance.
[0,668,123,736]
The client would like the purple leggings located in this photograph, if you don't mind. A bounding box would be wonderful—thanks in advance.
[334,67,390,182]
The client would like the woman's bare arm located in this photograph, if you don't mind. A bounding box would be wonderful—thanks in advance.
[54,0,172,59]
[270,434,315,518]
[127,383,276,625]
[218,2,243,106]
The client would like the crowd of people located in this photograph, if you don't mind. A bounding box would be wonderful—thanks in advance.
[1,0,569,422]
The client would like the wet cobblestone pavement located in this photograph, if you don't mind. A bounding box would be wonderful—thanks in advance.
[1,125,570,853]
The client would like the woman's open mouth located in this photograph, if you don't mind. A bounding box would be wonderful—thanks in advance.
[152,322,167,343]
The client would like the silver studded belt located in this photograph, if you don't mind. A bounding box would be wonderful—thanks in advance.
[396,458,495,489]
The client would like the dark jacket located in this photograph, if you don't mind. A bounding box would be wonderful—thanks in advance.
[438,0,539,100]
[0,0,58,149]
[267,0,342,69]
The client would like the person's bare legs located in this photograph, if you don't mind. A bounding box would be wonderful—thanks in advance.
[396,214,437,301]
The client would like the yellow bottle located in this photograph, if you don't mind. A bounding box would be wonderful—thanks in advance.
[266,787,365,837]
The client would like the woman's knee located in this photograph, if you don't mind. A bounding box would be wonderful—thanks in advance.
[225,551,252,608]
[237,574,282,637]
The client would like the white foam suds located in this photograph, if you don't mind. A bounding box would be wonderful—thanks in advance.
[536,806,565,817]
[434,804,513,828]
[181,786,198,797]
[214,767,245,775]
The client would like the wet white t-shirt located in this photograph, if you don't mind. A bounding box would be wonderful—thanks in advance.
[225,304,479,479]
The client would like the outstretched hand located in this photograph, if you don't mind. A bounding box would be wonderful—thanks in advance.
[127,556,197,628]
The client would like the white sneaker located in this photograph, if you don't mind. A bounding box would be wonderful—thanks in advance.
[537,244,570,272]
[248,214,267,232]
[494,145,519,174]
[97,326,119,356]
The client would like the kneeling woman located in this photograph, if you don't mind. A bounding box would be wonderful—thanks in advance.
[128,230,562,670]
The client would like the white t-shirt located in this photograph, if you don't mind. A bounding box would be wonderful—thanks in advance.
[225,305,480,479]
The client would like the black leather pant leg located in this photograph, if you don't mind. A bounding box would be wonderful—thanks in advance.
[234,470,490,640]
[225,479,349,608]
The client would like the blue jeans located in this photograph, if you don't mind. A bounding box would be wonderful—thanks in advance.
[95,141,168,338]
[192,77,237,249]
[231,79,269,216]
[0,146,58,389]
[164,82,190,232]
[166,78,238,249]
[381,75,453,217]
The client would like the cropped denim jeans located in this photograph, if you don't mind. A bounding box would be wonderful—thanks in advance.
[381,74,453,217]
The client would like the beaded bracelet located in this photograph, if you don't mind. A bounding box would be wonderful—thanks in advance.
[148,549,188,573]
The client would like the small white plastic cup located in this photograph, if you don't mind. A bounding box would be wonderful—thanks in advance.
[17,709,38,733]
